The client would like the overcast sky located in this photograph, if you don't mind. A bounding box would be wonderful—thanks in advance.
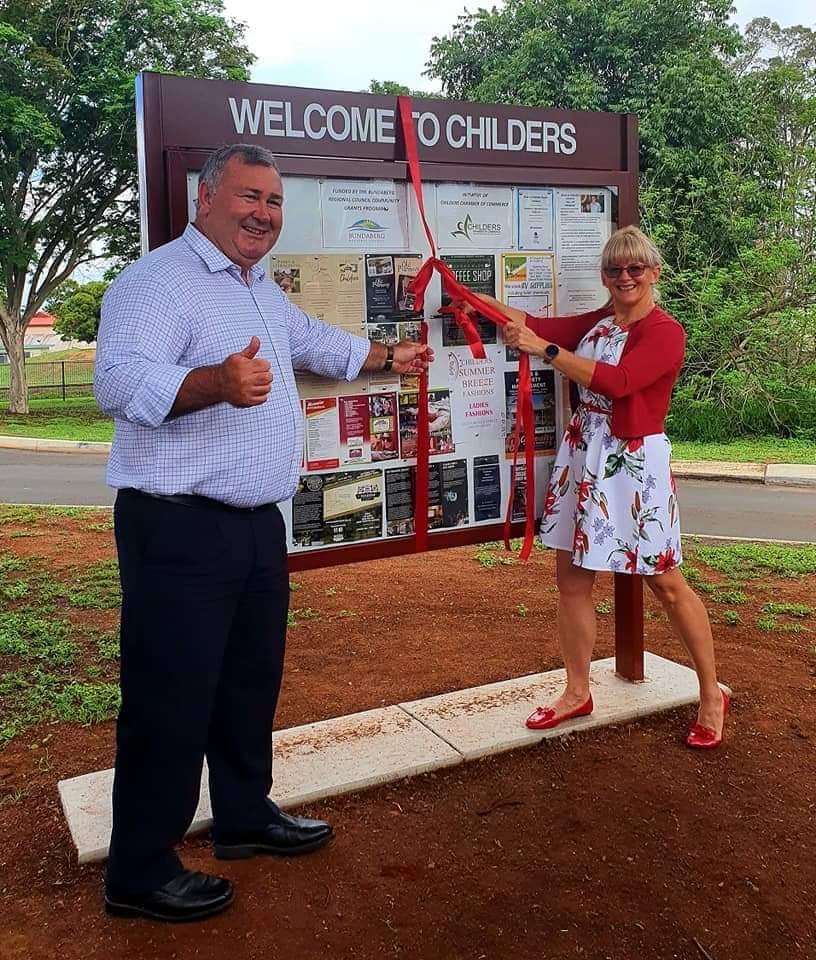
[223,0,814,93]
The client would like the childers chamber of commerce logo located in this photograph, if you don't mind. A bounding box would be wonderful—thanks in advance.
[450,213,503,242]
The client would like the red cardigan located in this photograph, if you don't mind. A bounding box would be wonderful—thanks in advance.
[526,305,686,439]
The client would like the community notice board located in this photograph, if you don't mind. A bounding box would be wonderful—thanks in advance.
[186,176,614,553]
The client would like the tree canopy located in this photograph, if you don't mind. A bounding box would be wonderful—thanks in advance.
[420,2,816,438]
[0,0,254,412]
[47,279,109,345]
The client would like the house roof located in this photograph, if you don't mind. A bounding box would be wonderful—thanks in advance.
[28,311,56,328]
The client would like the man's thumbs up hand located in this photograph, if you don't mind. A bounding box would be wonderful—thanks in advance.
[240,335,261,359]
[220,338,273,407]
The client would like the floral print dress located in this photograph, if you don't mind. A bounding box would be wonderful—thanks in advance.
[540,319,682,576]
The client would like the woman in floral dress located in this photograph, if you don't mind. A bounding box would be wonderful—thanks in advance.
[468,227,728,749]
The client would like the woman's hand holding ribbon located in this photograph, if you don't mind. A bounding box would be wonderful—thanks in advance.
[503,314,551,358]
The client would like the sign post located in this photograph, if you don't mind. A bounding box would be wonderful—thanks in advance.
[136,71,644,681]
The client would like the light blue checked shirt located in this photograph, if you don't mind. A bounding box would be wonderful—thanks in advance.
[95,225,370,507]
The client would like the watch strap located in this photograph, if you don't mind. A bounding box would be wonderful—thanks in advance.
[383,344,395,372]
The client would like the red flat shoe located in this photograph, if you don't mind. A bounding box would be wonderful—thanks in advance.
[686,689,730,749]
[526,695,593,731]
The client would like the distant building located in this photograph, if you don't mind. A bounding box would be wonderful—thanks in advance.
[27,311,96,355]
[0,311,95,364]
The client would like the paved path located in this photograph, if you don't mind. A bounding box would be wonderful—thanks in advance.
[0,449,114,507]
[1,449,815,542]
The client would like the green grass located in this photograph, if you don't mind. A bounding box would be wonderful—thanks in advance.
[0,396,112,442]
[0,354,94,384]
[0,613,77,667]
[761,602,812,618]
[0,548,122,749]
[64,559,120,609]
[710,588,750,604]
[0,504,93,525]
[671,437,816,464]
[28,349,95,364]
[688,543,816,580]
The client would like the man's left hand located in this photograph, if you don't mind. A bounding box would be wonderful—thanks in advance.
[392,340,434,374]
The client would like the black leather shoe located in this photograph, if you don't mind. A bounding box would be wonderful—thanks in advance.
[104,870,233,922]
[213,811,334,860]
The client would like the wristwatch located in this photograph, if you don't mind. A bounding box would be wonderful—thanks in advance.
[383,344,395,373]
[543,343,560,363]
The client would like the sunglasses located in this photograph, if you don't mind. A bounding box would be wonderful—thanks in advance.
[603,263,649,279]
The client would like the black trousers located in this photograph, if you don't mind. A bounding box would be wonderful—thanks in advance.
[106,489,289,896]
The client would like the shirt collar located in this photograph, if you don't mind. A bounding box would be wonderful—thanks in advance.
[182,224,266,284]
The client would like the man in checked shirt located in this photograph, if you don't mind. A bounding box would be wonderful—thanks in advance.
[94,143,431,922]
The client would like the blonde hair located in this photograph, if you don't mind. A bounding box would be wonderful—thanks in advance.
[601,226,663,270]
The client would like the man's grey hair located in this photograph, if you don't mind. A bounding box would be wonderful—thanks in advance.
[199,143,280,193]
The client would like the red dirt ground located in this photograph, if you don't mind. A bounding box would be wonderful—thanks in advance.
[1,512,814,960]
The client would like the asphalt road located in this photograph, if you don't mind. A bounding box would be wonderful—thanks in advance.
[1,449,815,542]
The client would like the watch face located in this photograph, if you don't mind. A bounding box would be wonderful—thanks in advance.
[545,343,559,359]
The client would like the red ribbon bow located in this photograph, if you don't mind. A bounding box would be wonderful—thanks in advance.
[397,97,537,561]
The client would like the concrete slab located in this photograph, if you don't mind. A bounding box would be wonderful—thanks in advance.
[400,653,704,760]
[765,463,816,487]
[671,460,766,483]
[58,705,461,864]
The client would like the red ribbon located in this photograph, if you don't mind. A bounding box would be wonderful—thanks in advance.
[397,96,537,561]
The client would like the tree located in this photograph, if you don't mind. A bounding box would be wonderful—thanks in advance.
[47,279,109,344]
[425,3,816,438]
[367,80,438,98]
[656,20,816,438]
[0,0,254,413]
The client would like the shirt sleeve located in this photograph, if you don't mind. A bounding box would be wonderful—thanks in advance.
[589,322,686,399]
[280,290,370,380]
[525,305,613,350]
[94,271,193,428]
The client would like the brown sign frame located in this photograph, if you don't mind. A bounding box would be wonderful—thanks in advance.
[136,71,645,680]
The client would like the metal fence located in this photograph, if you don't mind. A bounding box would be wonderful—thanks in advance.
[0,360,95,400]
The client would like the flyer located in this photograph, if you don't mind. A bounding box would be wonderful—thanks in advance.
[365,254,423,322]
[385,466,415,538]
[440,254,497,347]
[447,351,502,441]
[500,252,556,317]
[504,368,556,456]
[510,462,528,522]
[304,398,340,471]
[473,455,502,522]
[436,184,513,250]
[500,252,556,361]
[338,392,399,464]
[269,254,370,400]
[368,392,399,462]
[338,394,370,464]
[517,188,555,250]
[385,460,470,537]
[555,187,612,312]
[320,180,409,250]
[291,469,383,548]
[399,389,455,459]
[269,254,365,337]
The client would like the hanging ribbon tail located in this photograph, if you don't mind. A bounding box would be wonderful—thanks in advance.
[414,319,430,552]
[518,354,536,561]
[397,93,536,561]
[503,354,536,559]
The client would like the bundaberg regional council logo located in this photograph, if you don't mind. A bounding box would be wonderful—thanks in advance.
[451,213,502,242]
[348,218,387,241]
